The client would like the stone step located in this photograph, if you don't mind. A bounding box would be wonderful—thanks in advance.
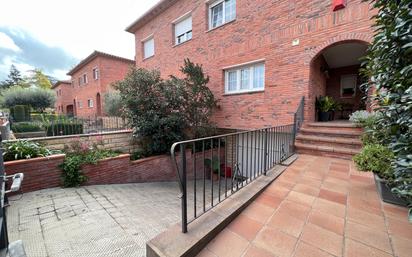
[296,135,362,149]
[304,122,363,132]
[295,142,361,160]
[299,127,362,139]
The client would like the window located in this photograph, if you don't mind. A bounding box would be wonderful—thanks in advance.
[209,0,236,29]
[59,89,62,96]
[174,15,192,45]
[71,80,75,87]
[340,74,357,97]
[82,73,88,84]
[224,62,265,94]
[78,77,82,86]
[88,99,94,108]
[78,101,83,108]
[143,37,154,59]
[93,68,99,80]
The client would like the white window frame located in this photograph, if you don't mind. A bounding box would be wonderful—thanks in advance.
[208,0,236,30]
[142,36,155,59]
[88,99,94,108]
[93,68,99,80]
[224,61,265,94]
[340,74,357,98]
[173,12,192,45]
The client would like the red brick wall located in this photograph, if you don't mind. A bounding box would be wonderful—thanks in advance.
[54,83,73,115]
[4,148,225,193]
[70,57,133,118]
[131,0,375,129]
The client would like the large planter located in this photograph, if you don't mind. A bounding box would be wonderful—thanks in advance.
[374,174,408,207]
[318,111,330,122]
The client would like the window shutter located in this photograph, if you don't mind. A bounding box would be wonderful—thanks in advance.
[175,16,192,39]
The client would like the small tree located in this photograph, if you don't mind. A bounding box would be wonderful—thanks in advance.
[103,91,123,116]
[26,69,53,89]
[0,65,28,89]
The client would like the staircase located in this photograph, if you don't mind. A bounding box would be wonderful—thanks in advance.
[295,122,363,160]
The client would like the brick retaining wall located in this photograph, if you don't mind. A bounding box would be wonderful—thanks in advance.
[4,148,225,193]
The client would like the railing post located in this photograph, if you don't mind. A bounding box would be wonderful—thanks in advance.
[264,128,268,175]
[180,143,188,233]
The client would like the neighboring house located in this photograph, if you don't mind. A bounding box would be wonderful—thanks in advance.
[126,0,375,129]
[52,81,74,116]
[67,51,134,117]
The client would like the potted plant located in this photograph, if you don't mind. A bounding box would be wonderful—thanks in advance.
[316,96,335,122]
[353,144,408,206]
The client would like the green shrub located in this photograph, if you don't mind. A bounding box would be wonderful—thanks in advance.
[3,140,56,161]
[60,140,119,187]
[31,113,60,122]
[10,105,30,122]
[12,122,43,133]
[45,122,83,136]
[103,92,123,116]
[130,149,152,161]
[353,144,395,182]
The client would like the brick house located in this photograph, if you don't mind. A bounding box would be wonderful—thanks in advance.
[52,81,74,115]
[66,51,134,117]
[126,0,375,130]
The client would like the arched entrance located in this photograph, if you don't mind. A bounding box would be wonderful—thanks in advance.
[308,40,369,122]
[66,105,74,117]
[96,93,102,116]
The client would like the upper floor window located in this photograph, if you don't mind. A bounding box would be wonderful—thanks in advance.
[88,99,94,108]
[93,68,99,80]
[71,80,75,87]
[78,77,82,86]
[224,62,265,94]
[82,73,88,84]
[59,89,62,96]
[174,15,192,45]
[209,0,236,30]
[143,37,154,59]
[78,101,83,108]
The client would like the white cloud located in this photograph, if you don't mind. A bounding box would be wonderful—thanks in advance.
[0,0,160,60]
[0,32,21,52]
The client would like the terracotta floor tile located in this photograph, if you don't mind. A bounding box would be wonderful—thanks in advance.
[267,210,305,237]
[254,193,282,209]
[242,244,276,257]
[345,221,392,253]
[321,181,348,195]
[312,198,346,218]
[300,223,343,256]
[197,248,218,257]
[271,180,295,190]
[264,184,290,199]
[387,217,412,240]
[391,236,412,257]
[327,171,350,181]
[382,203,409,221]
[253,227,297,257]
[347,197,383,216]
[303,170,325,180]
[344,238,393,257]
[350,174,373,184]
[319,189,347,205]
[242,202,275,224]
[228,214,263,241]
[276,200,311,220]
[286,191,316,207]
[207,229,249,257]
[293,241,335,257]
[307,210,344,235]
[347,207,387,232]
[292,183,320,196]
[298,176,323,188]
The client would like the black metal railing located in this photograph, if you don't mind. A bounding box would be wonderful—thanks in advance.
[294,96,305,135]
[171,124,295,232]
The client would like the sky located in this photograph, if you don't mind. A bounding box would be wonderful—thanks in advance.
[0,0,159,81]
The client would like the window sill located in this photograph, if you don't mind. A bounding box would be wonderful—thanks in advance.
[173,39,192,48]
[206,19,236,33]
[143,55,155,61]
[223,89,264,96]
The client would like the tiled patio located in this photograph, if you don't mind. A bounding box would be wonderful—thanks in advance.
[197,154,412,257]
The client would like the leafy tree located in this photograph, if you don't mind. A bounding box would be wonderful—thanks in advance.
[361,0,412,213]
[1,86,56,112]
[103,91,123,116]
[0,65,28,89]
[27,69,53,89]
[114,59,217,154]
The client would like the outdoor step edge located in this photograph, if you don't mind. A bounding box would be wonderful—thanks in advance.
[295,135,362,145]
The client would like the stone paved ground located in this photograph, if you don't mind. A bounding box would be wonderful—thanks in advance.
[7,182,184,257]
[198,154,412,257]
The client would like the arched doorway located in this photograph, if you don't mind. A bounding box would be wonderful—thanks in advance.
[96,93,102,116]
[66,105,74,117]
[308,40,369,122]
